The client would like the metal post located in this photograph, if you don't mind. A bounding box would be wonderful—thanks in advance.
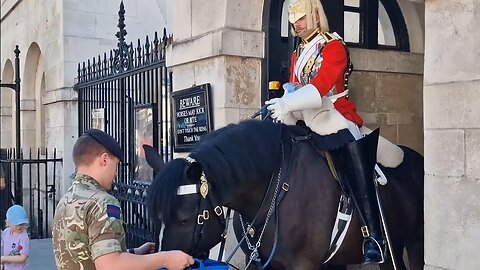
[14,45,22,205]
[1,46,22,204]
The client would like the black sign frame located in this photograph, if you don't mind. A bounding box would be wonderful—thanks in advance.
[171,83,213,152]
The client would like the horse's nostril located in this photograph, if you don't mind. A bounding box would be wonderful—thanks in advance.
[197,251,208,260]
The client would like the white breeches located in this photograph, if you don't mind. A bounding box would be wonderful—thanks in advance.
[346,120,362,140]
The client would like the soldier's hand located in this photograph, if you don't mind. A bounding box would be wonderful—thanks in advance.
[135,242,155,255]
[159,250,194,270]
[265,98,290,122]
[0,177,5,190]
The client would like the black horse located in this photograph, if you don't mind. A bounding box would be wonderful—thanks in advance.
[146,120,424,270]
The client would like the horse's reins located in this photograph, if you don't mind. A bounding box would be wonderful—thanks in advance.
[222,165,281,264]
[238,142,285,269]
[250,104,272,120]
[226,125,298,270]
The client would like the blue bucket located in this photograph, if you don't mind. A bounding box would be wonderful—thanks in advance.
[159,258,229,270]
[190,259,229,269]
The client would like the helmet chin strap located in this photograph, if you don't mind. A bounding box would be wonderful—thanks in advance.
[300,27,321,42]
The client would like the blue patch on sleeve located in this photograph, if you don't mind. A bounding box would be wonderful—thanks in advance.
[106,204,121,219]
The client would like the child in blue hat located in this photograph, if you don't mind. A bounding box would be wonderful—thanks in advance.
[1,205,30,270]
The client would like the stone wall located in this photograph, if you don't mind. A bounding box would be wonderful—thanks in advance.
[350,48,424,154]
[167,0,264,130]
[424,1,480,269]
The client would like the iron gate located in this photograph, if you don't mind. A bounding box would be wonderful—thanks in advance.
[74,2,174,248]
[0,148,62,239]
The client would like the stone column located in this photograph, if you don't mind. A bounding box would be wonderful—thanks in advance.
[20,99,36,150]
[0,100,12,148]
[167,0,264,130]
[43,88,78,201]
[424,1,480,269]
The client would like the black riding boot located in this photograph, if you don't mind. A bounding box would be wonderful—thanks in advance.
[329,128,385,264]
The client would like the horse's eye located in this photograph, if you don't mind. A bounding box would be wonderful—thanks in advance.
[181,219,188,225]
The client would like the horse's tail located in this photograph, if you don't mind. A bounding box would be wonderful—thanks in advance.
[399,146,425,269]
[401,146,424,228]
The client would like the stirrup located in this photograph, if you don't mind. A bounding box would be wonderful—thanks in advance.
[361,237,386,264]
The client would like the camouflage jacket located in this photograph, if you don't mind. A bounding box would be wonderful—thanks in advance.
[52,174,126,270]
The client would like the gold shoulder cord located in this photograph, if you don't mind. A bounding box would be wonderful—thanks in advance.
[320,32,339,44]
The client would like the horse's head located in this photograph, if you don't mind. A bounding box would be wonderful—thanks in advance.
[145,146,225,258]
[144,120,284,258]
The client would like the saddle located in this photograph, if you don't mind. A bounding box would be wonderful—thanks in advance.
[287,121,404,168]
[287,121,353,151]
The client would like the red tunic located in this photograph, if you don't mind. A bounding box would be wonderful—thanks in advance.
[289,40,363,126]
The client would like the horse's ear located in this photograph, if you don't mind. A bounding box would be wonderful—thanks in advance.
[185,162,203,180]
[143,145,166,173]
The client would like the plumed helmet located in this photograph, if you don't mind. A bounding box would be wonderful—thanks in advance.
[288,0,329,34]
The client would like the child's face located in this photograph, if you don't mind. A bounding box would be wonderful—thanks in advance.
[6,220,26,233]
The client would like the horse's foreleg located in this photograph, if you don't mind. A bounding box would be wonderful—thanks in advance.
[405,240,424,270]
[379,245,407,270]
[323,266,347,270]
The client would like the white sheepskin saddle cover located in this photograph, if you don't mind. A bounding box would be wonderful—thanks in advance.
[282,97,404,168]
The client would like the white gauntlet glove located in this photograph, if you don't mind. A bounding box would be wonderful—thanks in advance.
[265,84,323,122]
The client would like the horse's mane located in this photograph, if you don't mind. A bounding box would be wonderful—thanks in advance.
[147,120,285,222]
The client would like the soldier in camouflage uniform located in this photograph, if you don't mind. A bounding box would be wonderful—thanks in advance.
[52,129,193,270]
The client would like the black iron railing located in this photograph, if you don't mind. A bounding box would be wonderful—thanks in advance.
[75,2,173,247]
[0,148,63,239]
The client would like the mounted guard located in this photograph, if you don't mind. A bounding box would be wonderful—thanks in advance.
[265,0,386,264]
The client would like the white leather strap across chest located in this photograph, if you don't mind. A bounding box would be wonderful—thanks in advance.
[294,35,326,81]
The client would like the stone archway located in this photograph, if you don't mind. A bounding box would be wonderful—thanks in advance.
[396,0,424,53]
[22,42,45,150]
[262,0,293,98]
[1,60,15,148]
[37,74,46,150]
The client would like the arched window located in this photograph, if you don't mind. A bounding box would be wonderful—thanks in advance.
[343,0,409,51]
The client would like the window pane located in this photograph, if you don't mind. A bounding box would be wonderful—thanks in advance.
[344,0,360,7]
[378,2,396,46]
[281,0,289,38]
[344,11,360,43]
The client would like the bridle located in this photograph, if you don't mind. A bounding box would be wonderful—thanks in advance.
[177,156,228,257]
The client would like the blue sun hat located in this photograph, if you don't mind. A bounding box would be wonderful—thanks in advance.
[6,205,29,225]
